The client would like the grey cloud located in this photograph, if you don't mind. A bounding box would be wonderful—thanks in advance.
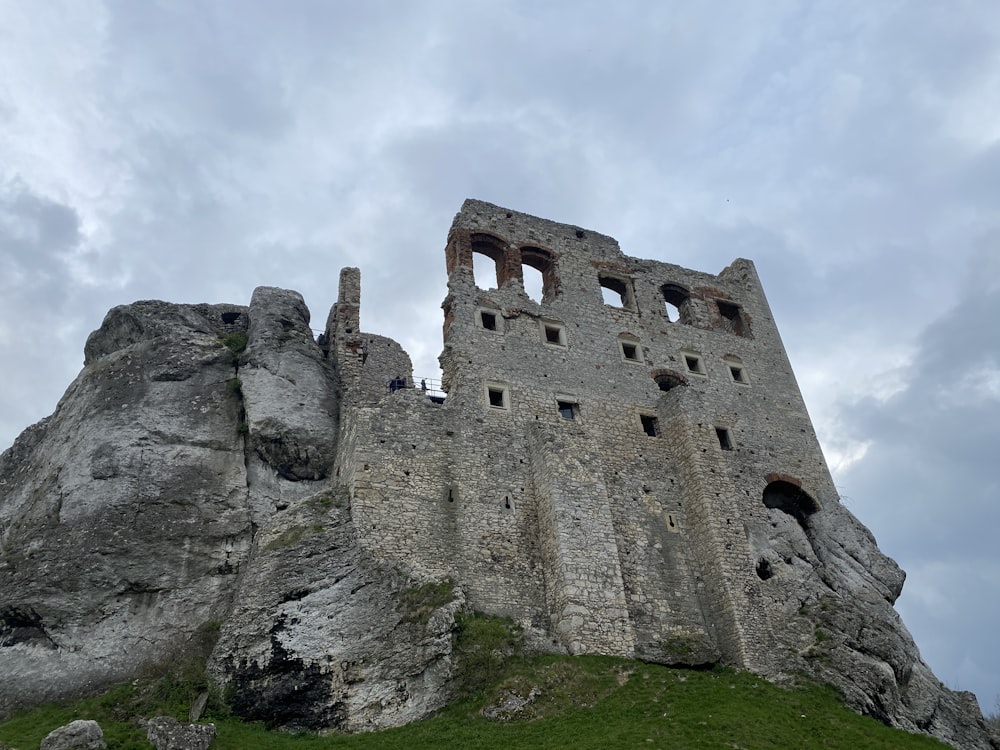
[835,252,1000,709]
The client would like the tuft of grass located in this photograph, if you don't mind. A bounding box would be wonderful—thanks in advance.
[452,612,524,695]
[397,580,456,625]
[262,524,325,552]
[221,332,247,355]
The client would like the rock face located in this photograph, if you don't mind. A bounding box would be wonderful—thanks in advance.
[0,200,995,749]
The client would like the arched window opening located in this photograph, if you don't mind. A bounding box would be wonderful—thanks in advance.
[522,264,544,302]
[717,300,749,337]
[661,283,691,324]
[520,247,558,303]
[471,234,506,290]
[762,480,819,531]
[599,274,636,310]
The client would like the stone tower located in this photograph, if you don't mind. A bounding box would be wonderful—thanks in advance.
[333,199,897,675]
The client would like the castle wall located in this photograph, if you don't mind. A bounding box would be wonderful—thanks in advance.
[329,199,849,669]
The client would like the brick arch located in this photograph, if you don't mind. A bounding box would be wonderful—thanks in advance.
[764,472,801,488]
[650,368,687,391]
[762,476,820,529]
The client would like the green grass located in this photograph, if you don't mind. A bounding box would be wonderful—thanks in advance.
[0,655,950,750]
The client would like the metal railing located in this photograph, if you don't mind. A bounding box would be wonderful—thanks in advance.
[386,376,446,402]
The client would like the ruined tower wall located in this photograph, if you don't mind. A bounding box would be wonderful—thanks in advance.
[328,199,848,668]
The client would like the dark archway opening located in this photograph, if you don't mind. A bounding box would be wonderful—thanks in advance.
[762,480,819,531]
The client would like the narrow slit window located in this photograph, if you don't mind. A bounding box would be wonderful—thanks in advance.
[640,414,659,437]
[716,427,733,451]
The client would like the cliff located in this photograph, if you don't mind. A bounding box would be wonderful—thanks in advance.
[0,200,994,749]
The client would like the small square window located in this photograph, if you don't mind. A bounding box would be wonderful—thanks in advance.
[542,321,566,346]
[683,353,706,375]
[557,400,578,420]
[640,414,659,437]
[724,358,749,384]
[619,337,641,363]
[485,382,509,410]
[480,311,497,331]
[716,427,733,451]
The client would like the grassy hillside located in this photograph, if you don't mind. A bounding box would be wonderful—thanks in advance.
[0,654,950,750]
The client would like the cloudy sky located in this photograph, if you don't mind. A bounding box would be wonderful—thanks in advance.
[2,0,998,715]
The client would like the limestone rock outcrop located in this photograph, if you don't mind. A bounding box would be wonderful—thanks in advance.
[0,201,995,749]
[40,720,106,750]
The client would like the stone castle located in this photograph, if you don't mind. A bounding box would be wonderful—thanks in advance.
[333,198,833,669]
[0,200,995,748]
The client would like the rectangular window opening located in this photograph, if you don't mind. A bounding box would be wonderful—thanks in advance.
[487,386,508,409]
[599,274,635,309]
[684,354,704,374]
[622,342,639,361]
[557,400,578,420]
[545,325,563,345]
[717,301,748,336]
[716,427,733,451]
[641,414,659,437]
[730,365,746,383]
[480,311,497,331]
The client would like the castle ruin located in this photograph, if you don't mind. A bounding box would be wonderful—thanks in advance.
[1,199,993,748]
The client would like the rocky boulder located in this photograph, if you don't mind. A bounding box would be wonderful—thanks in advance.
[40,720,106,750]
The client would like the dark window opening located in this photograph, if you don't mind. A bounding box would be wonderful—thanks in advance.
[684,354,705,374]
[717,300,748,337]
[763,480,819,530]
[480,311,497,331]
[557,401,578,420]
[661,283,691,324]
[654,371,686,391]
[544,324,564,345]
[599,274,635,309]
[729,364,747,383]
[221,312,242,324]
[503,495,512,510]
[621,342,639,361]
[641,414,659,437]
[756,558,773,581]
[716,427,733,450]
[488,388,506,408]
